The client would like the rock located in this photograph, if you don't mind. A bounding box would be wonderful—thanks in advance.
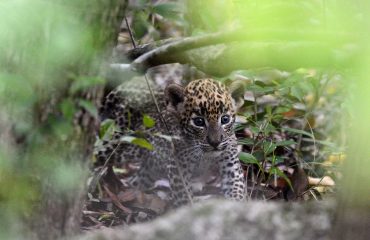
[78,199,334,240]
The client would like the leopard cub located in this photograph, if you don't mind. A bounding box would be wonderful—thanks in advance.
[96,78,245,206]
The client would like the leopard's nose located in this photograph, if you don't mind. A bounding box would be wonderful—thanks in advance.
[207,136,222,149]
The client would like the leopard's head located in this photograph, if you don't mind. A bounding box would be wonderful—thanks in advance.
[165,79,236,152]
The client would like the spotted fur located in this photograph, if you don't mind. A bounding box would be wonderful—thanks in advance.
[95,77,245,206]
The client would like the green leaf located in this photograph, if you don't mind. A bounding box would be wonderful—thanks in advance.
[290,85,304,101]
[152,2,182,20]
[99,119,117,140]
[239,152,258,164]
[78,99,98,118]
[132,138,154,150]
[60,99,76,121]
[266,156,286,164]
[282,127,314,139]
[274,106,292,114]
[263,123,276,135]
[253,150,265,162]
[233,124,245,132]
[121,136,154,151]
[275,140,296,146]
[238,138,254,146]
[250,126,261,134]
[263,142,277,155]
[143,114,155,128]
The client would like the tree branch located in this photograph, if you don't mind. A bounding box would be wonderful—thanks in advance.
[118,29,358,76]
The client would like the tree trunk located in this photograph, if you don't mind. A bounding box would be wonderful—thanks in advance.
[28,1,128,239]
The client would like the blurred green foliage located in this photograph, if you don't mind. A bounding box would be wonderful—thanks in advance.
[0,0,369,238]
[0,0,126,238]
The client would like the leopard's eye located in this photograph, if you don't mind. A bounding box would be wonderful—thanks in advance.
[221,115,230,125]
[193,117,205,127]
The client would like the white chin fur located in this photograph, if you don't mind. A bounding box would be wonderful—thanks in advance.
[203,150,223,159]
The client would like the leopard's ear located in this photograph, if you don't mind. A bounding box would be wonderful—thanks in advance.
[165,83,185,112]
[228,80,246,111]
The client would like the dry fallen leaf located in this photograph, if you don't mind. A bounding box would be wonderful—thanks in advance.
[103,184,132,214]
[117,189,139,202]
[308,176,335,187]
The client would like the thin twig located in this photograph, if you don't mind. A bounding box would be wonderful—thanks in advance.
[143,74,171,134]
[125,18,193,205]
[143,74,193,206]
[124,17,136,49]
